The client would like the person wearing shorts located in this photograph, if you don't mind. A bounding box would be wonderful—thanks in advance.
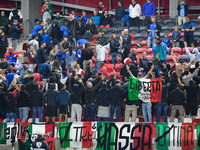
[43,83,58,122]
[56,83,70,122]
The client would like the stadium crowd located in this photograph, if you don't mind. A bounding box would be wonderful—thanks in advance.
[0,0,200,124]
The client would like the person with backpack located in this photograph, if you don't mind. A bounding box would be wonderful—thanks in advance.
[43,83,58,122]
[56,83,70,122]
[41,58,51,90]
[5,84,19,122]
[48,66,61,86]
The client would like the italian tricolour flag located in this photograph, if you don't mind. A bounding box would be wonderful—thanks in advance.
[128,77,162,103]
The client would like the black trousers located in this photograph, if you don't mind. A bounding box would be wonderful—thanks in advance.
[144,16,152,26]
[129,17,139,27]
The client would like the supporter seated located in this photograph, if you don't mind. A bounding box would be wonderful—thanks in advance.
[4,47,18,66]
[84,19,96,35]
[91,10,100,26]
[96,30,107,46]
[99,10,113,29]
[80,10,89,25]
[0,57,10,74]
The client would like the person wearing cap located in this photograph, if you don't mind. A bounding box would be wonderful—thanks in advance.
[97,82,110,121]
[31,20,44,39]
[122,29,131,60]
[4,47,18,66]
[109,80,124,122]
[91,10,101,26]
[31,133,50,150]
[96,30,107,46]
[40,0,54,23]
[169,84,186,122]
[8,5,23,27]
[17,61,29,82]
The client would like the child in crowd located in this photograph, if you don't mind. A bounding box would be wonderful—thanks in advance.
[56,83,70,122]
[42,28,50,47]
[15,54,24,71]
[171,27,181,47]
[49,46,58,61]
[162,33,170,48]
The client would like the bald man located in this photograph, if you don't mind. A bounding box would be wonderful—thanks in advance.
[122,29,131,60]
[84,75,105,121]
[4,47,18,66]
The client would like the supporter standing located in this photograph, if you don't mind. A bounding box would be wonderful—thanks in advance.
[11,20,22,51]
[27,44,36,72]
[121,8,129,28]
[122,29,131,60]
[0,29,8,60]
[52,12,64,27]
[7,68,17,87]
[41,58,51,90]
[18,62,30,82]
[0,11,9,32]
[98,62,107,76]
[129,0,141,27]
[8,5,23,26]
[0,83,6,118]
[177,0,188,25]
[96,1,107,18]
[139,52,150,77]
[30,84,43,122]
[143,0,155,26]
[43,83,58,122]
[115,1,126,20]
[82,42,93,71]
[182,16,195,48]
[40,0,54,23]
[29,34,39,52]
[50,21,61,41]
[94,41,108,73]
[37,41,46,73]
[31,20,44,39]
[66,45,76,73]
[26,76,37,94]
[43,18,52,32]
[147,16,161,49]
[110,33,120,65]
[171,27,181,47]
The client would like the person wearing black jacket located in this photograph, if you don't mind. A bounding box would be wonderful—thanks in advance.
[96,31,107,46]
[84,19,96,35]
[26,76,37,94]
[122,29,131,60]
[177,0,188,25]
[147,16,161,49]
[110,33,120,65]
[169,84,186,122]
[67,14,77,38]
[0,29,8,59]
[5,84,19,122]
[31,134,50,150]
[107,74,116,89]
[17,84,30,122]
[43,83,58,122]
[115,1,126,20]
[76,20,85,38]
[97,83,110,121]
[37,41,46,73]
[100,10,113,28]
[50,21,61,41]
[109,80,124,122]
[84,76,104,121]
[123,81,139,122]
[30,84,43,122]
[0,57,10,74]
[0,83,6,118]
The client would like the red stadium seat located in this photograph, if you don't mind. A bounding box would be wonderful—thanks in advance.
[115,63,124,72]
[106,49,110,53]
[110,72,121,80]
[129,33,135,41]
[36,81,43,91]
[182,47,193,55]
[10,65,13,72]
[104,54,112,64]
[146,55,152,60]
[104,64,114,73]
[106,72,111,80]
[22,43,28,51]
[166,55,176,64]
[141,41,147,48]
[92,49,95,54]
[147,48,153,56]
[0,119,3,122]
[168,32,173,39]
[171,47,181,56]
[92,34,99,41]
[131,41,140,49]
[34,73,42,82]
[137,48,147,56]
[67,73,72,77]
[16,50,26,55]
[92,56,96,63]
[180,32,184,40]
[88,41,94,46]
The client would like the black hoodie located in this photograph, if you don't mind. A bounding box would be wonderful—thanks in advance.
[43,83,58,106]
[29,89,43,107]
[5,90,19,113]
[170,88,186,105]
[17,90,30,107]
[108,86,124,106]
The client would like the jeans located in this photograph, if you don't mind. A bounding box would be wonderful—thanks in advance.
[6,113,16,122]
[37,63,43,73]
[9,62,16,67]
[84,103,96,121]
[109,105,122,122]
[95,61,103,73]
[156,102,168,122]
[32,107,43,122]
[12,39,18,51]
[121,17,129,28]
[18,107,29,122]
[59,59,66,72]
[147,36,155,49]
[0,107,6,118]
[85,32,93,35]
[97,117,108,122]
[67,61,73,73]
[110,53,116,65]
[142,102,152,122]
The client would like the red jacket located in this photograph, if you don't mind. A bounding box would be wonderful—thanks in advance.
[99,66,107,76]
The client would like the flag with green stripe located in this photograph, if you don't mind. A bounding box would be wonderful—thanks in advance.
[128,77,162,102]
